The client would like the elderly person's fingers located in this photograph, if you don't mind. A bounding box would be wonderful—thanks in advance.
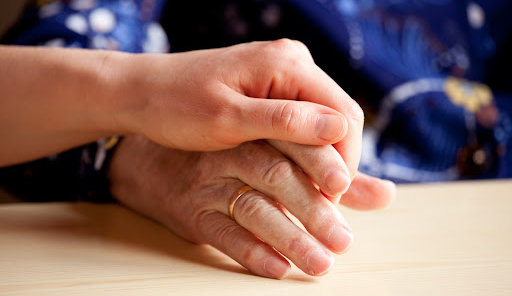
[340,172,396,210]
[267,141,397,209]
[227,185,334,276]
[197,184,334,277]
[267,140,350,201]
[110,136,355,279]
[225,141,353,254]
[198,210,291,279]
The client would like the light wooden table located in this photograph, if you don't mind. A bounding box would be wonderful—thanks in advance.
[1,180,511,295]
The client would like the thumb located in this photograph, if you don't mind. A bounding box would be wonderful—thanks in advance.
[339,173,396,210]
[234,96,348,145]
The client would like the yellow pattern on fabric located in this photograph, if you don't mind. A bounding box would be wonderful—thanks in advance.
[444,77,493,113]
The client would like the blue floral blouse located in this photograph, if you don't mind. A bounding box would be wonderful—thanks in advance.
[1,0,511,201]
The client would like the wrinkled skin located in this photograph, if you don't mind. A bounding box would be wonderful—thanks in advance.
[109,136,395,279]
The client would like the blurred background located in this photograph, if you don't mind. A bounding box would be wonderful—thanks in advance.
[1,0,511,203]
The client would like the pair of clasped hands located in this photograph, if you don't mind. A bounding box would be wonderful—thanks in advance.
[107,39,395,279]
[1,39,394,279]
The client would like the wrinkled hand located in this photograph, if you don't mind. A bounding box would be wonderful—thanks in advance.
[109,136,394,279]
[113,39,363,181]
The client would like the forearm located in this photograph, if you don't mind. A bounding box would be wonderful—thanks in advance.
[0,45,129,166]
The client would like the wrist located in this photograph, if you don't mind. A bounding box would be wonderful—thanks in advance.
[87,50,136,135]
[100,52,162,137]
[105,52,183,143]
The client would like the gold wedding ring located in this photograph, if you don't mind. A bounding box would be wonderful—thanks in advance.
[228,185,253,220]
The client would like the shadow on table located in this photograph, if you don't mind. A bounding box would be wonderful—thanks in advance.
[0,202,315,283]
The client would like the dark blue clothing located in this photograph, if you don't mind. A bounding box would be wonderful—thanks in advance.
[290,0,512,182]
[1,0,511,201]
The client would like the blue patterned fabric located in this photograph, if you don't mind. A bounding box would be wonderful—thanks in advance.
[8,0,168,52]
[1,0,511,202]
[286,0,512,182]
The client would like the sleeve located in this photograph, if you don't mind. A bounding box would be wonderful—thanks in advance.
[0,137,121,202]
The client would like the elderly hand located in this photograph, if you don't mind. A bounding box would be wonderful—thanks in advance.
[109,136,394,279]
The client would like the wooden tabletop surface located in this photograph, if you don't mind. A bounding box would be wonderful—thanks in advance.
[1,180,511,295]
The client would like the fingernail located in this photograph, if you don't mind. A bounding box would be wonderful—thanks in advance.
[325,168,351,198]
[306,248,334,276]
[328,224,354,254]
[264,257,291,279]
[317,114,347,142]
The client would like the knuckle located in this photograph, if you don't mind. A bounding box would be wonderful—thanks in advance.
[269,38,297,51]
[270,39,309,53]
[236,192,271,221]
[286,235,315,259]
[262,39,311,60]
[196,210,238,244]
[348,101,365,126]
[261,159,296,187]
[291,40,312,57]
[304,207,332,232]
[272,102,301,137]
[241,242,263,263]
[214,222,240,244]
